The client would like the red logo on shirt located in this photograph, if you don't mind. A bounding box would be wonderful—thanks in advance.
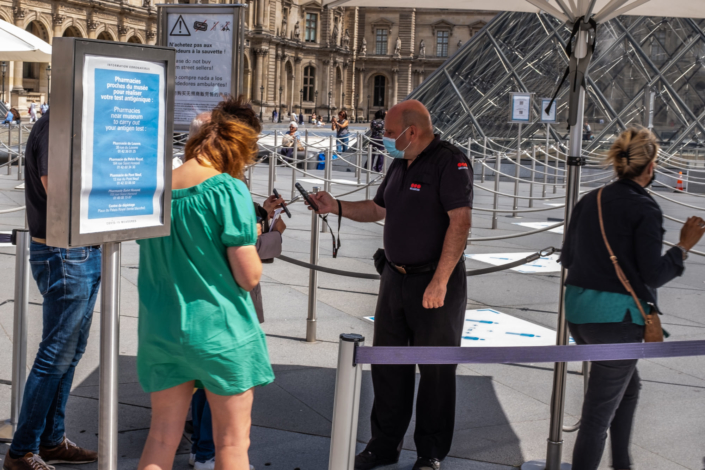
[457,162,469,170]
[410,183,421,192]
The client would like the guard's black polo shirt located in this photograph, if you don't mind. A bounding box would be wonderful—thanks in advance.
[25,109,50,239]
[373,134,473,266]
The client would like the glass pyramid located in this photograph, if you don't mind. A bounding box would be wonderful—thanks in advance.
[410,12,705,156]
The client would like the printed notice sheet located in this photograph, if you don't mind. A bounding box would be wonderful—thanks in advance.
[167,12,234,127]
[80,55,166,234]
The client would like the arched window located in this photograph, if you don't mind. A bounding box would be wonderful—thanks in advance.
[303,66,315,101]
[97,31,114,41]
[373,75,386,107]
[127,35,142,44]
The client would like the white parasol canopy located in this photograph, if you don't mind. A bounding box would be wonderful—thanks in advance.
[0,19,52,62]
[322,0,705,22]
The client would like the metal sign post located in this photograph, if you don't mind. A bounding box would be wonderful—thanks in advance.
[0,230,30,443]
[307,187,320,342]
[157,4,246,132]
[45,38,175,470]
[539,98,559,200]
[509,92,532,218]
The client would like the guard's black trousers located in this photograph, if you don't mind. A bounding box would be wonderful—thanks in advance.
[364,259,467,461]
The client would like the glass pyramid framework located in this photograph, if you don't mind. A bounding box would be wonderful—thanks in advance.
[410,12,705,156]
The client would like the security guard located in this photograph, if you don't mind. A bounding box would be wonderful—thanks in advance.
[309,100,473,470]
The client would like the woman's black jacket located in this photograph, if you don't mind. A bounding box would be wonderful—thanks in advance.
[561,178,684,310]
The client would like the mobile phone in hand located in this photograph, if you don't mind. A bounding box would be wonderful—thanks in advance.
[272,188,291,218]
[295,183,319,212]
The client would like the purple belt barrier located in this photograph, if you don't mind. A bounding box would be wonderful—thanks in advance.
[354,340,705,365]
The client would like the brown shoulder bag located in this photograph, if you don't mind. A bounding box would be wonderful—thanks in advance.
[597,187,664,343]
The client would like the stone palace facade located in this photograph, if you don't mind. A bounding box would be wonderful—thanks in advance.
[0,0,495,120]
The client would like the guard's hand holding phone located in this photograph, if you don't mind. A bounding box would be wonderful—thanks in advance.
[301,189,338,215]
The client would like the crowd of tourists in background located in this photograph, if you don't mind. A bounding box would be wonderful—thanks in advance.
[3,90,705,470]
[2,100,49,126]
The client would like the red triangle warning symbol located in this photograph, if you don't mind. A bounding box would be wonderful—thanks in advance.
[170,15,191,36]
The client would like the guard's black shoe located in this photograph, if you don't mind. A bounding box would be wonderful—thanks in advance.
[353,451,399,470]
[411,457,441,470]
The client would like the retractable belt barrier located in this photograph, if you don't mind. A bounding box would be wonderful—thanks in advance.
[327,334,705,470]
[354,340,705,365]
[278,246,558,280]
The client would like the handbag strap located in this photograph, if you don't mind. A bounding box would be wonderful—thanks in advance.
[597,187,652,325]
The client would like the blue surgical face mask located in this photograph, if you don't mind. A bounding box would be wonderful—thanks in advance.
[383,127,411,159]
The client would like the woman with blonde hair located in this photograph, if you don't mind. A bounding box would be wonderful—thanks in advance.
[561,127,705,470]
[136,96,274,470]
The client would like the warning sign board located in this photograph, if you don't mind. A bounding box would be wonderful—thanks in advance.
[165,11,235,128]
[170,15,190,36]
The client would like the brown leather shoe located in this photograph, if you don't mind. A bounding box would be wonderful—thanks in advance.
[2,450,55,470]
[38,437,97,465]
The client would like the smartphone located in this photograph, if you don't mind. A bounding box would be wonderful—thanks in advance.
[272,188,291,218]
[295,183,319,212]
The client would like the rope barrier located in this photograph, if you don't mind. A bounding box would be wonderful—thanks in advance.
[277,247,558,280]
[468,222,564,241]
[0,205,25,214]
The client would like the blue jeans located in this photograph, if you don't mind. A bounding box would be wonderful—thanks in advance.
[191,389,215,462]
[10,242,101,455]
[336,136,349,154]
[568,318,644,470]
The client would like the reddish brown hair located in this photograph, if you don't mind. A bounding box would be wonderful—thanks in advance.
[184,96,259,179]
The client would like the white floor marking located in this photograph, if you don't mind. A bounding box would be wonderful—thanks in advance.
[298,178,363,186]
[514,221,564,234]
[364,309,574,347]
[467,252,561,274]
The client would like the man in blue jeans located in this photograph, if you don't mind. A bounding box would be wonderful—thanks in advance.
[3,109,102,470]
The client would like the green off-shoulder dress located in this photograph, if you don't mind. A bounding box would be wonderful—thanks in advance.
[136,174,274,395]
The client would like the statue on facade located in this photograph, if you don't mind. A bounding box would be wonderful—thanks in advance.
[457,39,463,48]
[294,21,301,40]
[419,39,426,58]
[393,37,402,58]
[332,20,339,46]
[281,10,288,38]
[359,37,367,57]
[343,29,350,50]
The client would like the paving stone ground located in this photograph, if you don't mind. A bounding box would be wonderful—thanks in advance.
[0,155,704,470]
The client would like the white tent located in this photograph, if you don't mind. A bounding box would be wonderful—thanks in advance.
[0,19,52,62]
[320,1,705,470]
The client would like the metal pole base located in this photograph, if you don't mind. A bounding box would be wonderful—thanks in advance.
[0,419,14,442]
[521,460,571,470]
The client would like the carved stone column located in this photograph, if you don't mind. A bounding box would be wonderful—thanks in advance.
[52,13,64,39]
[13,7,26,94]
[391,65,399,107]
[87,12,98,39]
[356,65,365,118]
[293,55,303,114]
[253,48,268,107]
[256,0,265,28]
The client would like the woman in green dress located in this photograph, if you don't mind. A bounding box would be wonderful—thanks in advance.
[136,96,274,470]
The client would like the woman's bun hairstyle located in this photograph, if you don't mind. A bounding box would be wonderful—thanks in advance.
[605,126,659,179]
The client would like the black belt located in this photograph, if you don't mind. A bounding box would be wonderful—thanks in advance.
[388,260,438,275]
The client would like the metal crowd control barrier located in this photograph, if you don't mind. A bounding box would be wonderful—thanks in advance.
[328,335,705,470]
[0,229,30,442]
[307,187,320,342]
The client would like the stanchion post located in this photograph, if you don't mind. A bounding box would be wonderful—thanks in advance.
[529,145,536,208]
[247,165,253,191]
[328,333,365,470]
[492,152,500,229]
[322,138,332,234]
[17,124,23,180]
[543,124,550,198]
[291,144,299,199]
[7,122,12,175]
[99,241,121,470]
[366,145,372,200]
[268,152,276,196]
[356,132,362,183]
[512,123,521,217]
[481,137,487,183]
[0,230,30,442]
[306,187,320,343]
